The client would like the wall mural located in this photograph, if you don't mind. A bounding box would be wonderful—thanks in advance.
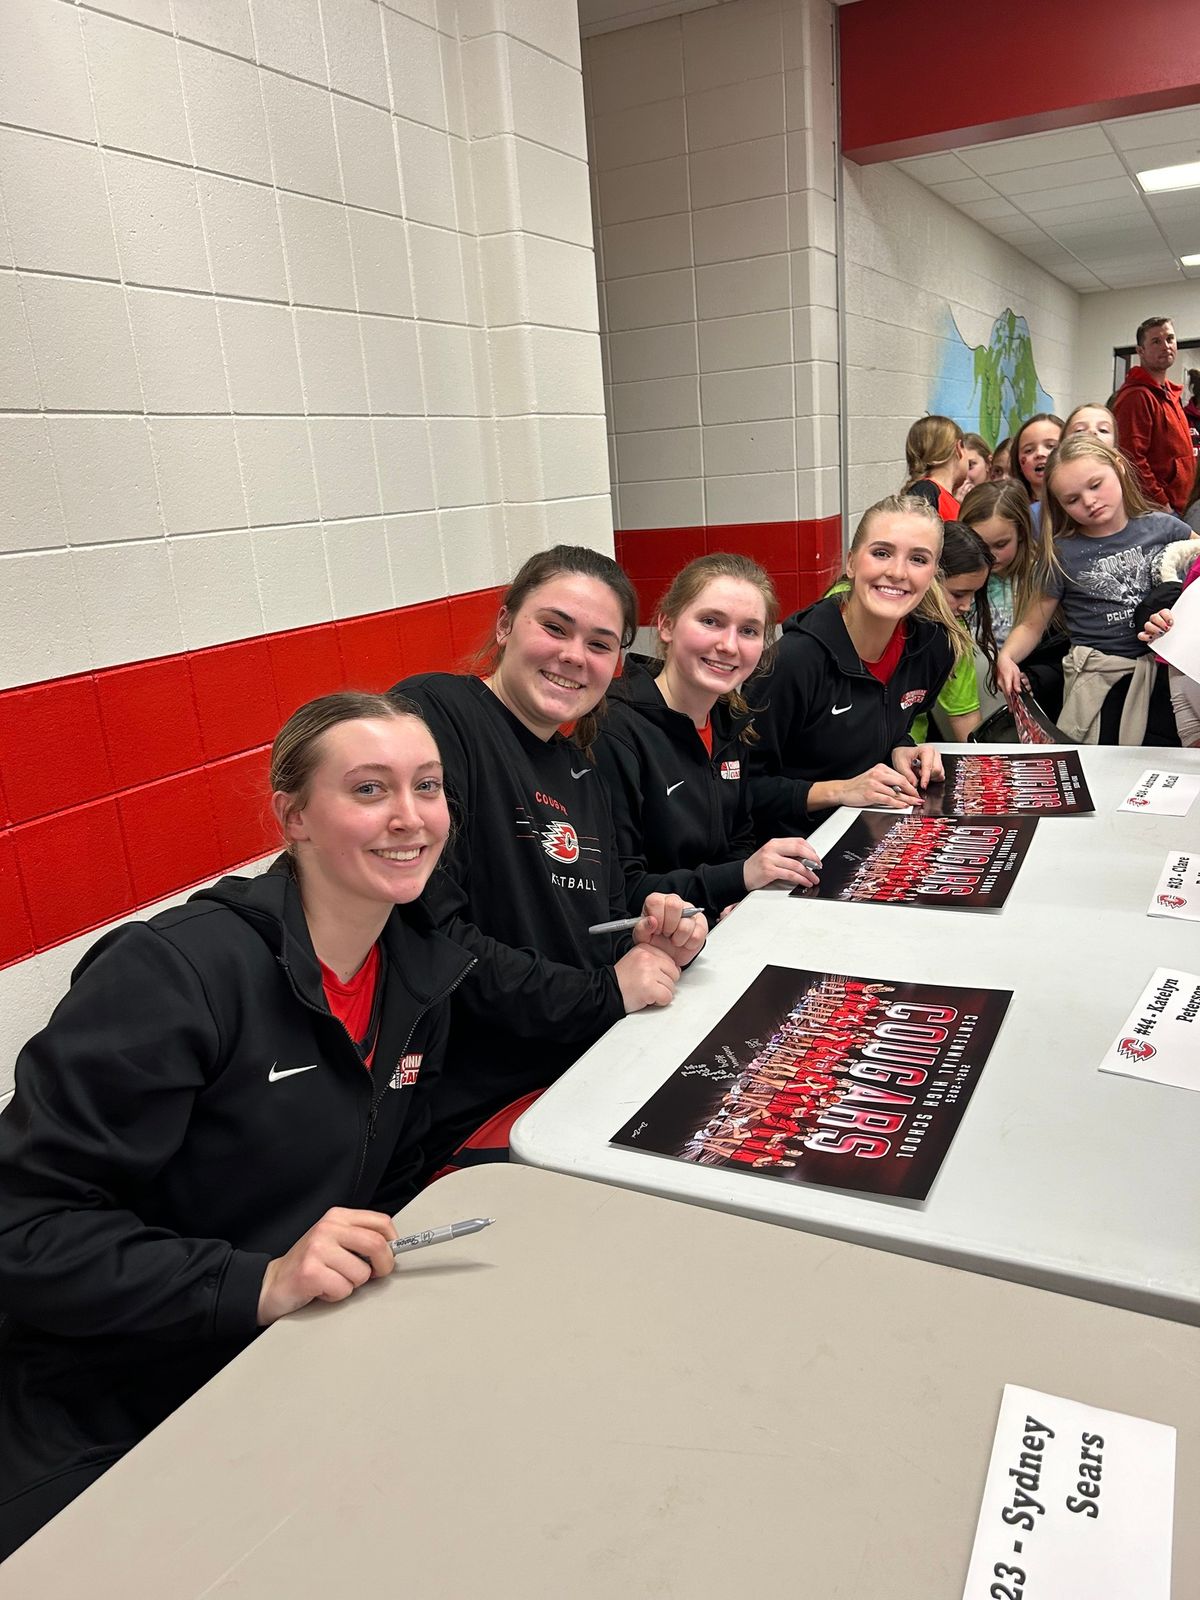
[931,307,1054,446]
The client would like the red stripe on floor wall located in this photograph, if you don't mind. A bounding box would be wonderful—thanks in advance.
[0,516,844,971]
[616,515,843,624]
[0,589,502,971]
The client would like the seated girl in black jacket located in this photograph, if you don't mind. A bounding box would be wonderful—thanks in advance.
[595,553,821,921]
[749,494,962,836]
[393,545,705,1175]
[0,692,472,1560]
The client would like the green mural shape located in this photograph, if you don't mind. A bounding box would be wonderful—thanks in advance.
[935,307,1053,446]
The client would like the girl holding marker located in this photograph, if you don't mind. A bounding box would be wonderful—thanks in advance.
[393,545,704,1174]
[997,436,1197,743]
[594,553,822,922]
[749,495,961,835]
[0,693,474,1558]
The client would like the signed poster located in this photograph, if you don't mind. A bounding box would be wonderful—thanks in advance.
[793,813,1038,910]
[612,964,1011,1201]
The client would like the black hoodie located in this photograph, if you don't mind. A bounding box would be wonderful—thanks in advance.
[595,658,755,918]
[747,597,955,836]
[393,673,629,1171]
[0,861,473,1547]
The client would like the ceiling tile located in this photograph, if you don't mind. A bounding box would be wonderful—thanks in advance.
[1104,106,1200,151]
[955,195,1021,222]
[962,124,1110,175]
[1033,196,1147,225]
[1018,175,1139,214]
[1126,140,1200,178]
[927,175,996,203]
[894,152,976,186]
[989,153,1126,196]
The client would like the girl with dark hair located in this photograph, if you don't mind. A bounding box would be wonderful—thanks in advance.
[749,495,961,835]
[0,693,473,1558]
[910,522,997,741]
[594,553,821,922]
[1010,412,1064,529]
[393,545,705,1172]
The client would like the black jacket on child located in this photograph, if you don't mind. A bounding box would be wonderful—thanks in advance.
[394,673,629,1171]
[595,658,756,920]
[748,597,955,837]
[0,860,473,1558]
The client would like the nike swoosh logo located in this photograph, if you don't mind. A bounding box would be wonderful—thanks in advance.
[571,767,590,779]
[268,1063,319,1082]
[666,781,685,795]
[831,704,851,716]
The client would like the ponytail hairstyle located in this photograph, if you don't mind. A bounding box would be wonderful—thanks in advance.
[939,520,998,683]
[902,414,964,491]
[1042,435,1154,577]
[475,543,639,758]
[959,479,1039,623]
[844,494,968,664]
[655,552,779,744]
[1009,412,1064,500]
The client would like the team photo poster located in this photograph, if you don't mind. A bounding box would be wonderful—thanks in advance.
[921,751,1094,817]
[612,964,1012,1201]
[793,813,1039,910]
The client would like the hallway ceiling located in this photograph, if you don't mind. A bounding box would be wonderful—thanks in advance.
[893,104,1200,293]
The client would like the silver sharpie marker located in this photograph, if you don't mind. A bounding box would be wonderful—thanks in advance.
[587,905,704,937]
[389,1217,494,1256]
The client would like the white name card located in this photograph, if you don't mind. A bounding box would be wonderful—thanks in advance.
[1118,768,1200,816]
[961,1384,1175,1599]
[1148,850,1200,922]
[1098,967,1200,1092]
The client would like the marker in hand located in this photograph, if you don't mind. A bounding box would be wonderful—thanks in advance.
[588,905,704,936]
[390,1217,494,1256]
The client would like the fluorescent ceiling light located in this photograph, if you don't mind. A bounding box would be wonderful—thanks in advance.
[1181,253,1200,267]
[1137,161,1200,193]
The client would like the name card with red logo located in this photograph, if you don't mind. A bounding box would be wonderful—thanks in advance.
[1148,850,1200,922]
[1118,768,1200,816]
[961,1384,1175,1600]
[1098,967,1200,1092]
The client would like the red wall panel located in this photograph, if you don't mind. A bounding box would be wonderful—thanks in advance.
[841,0,1200,162]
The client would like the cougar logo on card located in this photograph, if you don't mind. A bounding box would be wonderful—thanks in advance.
[1127,797,1149,807]
[900,689,926,709]
[1157,894,1187,910]
[389,1052,423,1090]
[541,821,580,863]
[1116,1037,1156,1062]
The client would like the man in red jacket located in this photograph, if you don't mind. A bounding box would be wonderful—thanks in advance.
[1112,317,1194,513]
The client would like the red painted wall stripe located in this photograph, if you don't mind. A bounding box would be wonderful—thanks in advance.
[0,590,502,971]
[0,517,843,972]
[616,515,843,623]
[840,0,1200,162]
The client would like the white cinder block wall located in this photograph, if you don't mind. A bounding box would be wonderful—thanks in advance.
[842,161,1081,529]
[0,0,609,692]
[0,0,610,1081]
[583,0,840,535]
[1076,280,1200,404]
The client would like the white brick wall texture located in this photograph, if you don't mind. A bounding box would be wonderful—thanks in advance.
[584,0,841,533]
[0,0,611,692]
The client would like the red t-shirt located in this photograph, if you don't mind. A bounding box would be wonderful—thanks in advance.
[320,943,381,1069]
[862,622,907,685]
[696,717,713,755]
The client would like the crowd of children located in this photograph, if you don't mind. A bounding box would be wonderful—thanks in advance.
[1,388,1199,1559]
